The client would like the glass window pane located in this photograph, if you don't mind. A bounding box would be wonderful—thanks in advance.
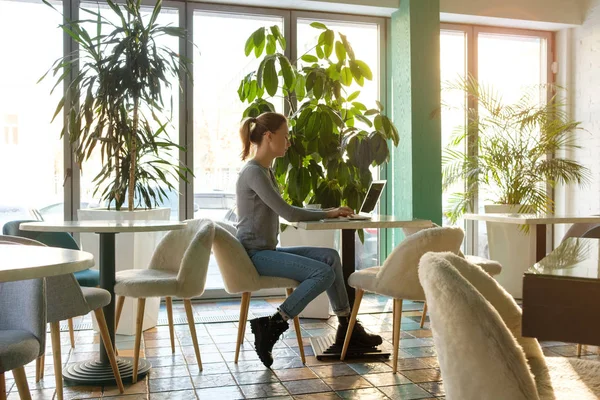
[297,18,381,270]
[0,0,64,228]
[78,3,180,219]
[193,10,284,289]
[476,32,547,257]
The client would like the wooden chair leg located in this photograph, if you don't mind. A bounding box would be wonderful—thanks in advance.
[184,299,202,371]
[577,344,583,357]
[35,356,41,383]
[0,372,6,400]
[38,354,45,381]
[235,292,251,363]
[340,289,365,360]
[166,297,175,353]
[392,298,403,374]
[132,298,146,384]
[50,322,63,400]
[115,296,125,331]
[94,309,124,393]
[286,288,306,364]
[420,302,428,328]
[67,318,75,348]
[11,366,31,400]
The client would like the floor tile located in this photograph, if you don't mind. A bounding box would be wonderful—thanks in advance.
[347,362,393,375]
[273,367,318,381]
[323,375,372,391]
[282,378,331,395]
[232,370,278,385]
[195,385,245,399]
[400,368,442,383]
[362,372,412,387]
[239,382,289,399]
[419,381,445,397]
[311,364,358,378]
[149,376,194,393]
[190,372,236,388]
[149,390,198,399]
[293,391,340,399]
[379,383,433,400]
[337,387,389,399]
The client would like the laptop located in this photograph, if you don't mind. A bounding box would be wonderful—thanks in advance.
[321,180,386,222]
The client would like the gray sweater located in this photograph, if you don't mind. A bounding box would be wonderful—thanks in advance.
[235,160,327,251]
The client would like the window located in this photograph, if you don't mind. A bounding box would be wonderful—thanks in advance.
[440,24,552,256]
[0,0,64,229]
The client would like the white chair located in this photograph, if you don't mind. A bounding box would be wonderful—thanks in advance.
[211,221,306,364]
[340,226,465,372]
[114,219,215,382]
[418,251,600,400]
[402,224,502,327]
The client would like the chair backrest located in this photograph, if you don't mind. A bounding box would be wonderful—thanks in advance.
[212,221,263,293]
[0,277,46,371]
[174,219,215,298]
[0,235,90,323]
[561,222,600,243]
[375,226,464,300]
[2,219,80,250]
[418,252,540,400]
[433,252,544,360]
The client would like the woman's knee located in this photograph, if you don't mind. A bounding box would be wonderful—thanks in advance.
[319,264,336,286]
[321,248,342,267]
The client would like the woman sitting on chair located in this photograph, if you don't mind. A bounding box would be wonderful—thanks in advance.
[236,112,382,367]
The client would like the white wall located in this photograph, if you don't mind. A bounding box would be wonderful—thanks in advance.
[195,0,586,25]
[555,0,600,243]
[440,0,585,26]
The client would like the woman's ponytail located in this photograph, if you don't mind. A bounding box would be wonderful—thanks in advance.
[239,117,256,160]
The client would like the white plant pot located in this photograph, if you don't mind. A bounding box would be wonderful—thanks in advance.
[484,204,536,298]
[78,207,170,335]
[279,226,340,319]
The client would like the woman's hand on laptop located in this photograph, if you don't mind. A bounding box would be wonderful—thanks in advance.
[325,206,354,218]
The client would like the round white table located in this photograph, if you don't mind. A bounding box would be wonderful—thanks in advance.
[0,244,94,282]
[20,220,186,385]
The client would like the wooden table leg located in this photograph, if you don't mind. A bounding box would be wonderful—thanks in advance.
[535,224,547,262]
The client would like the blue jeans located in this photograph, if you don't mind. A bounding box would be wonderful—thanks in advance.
[249,247,351,319]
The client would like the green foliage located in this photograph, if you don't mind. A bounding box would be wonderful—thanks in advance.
[442,75,591,223]
[41,0,192,211]
[238,23,399,211]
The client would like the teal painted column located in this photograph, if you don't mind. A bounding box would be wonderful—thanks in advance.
[383,0,441,254]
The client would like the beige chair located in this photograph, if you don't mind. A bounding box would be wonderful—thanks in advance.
[114,219,215,383]
[418,251,600,400]
[339,226,465,372]
[0,235,123,399]
[211,221,306,364]
[402,224,502,327]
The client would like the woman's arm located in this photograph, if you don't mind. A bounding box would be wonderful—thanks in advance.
[245,166,326,222]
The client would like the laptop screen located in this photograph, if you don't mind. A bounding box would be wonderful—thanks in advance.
[360,181,386,213]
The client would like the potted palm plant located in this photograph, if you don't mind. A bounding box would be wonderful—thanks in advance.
[442,75,590,296]
[42,0,192,334]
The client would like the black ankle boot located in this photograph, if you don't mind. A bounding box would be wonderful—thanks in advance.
[250,313,289,368]
[335,317,383,348]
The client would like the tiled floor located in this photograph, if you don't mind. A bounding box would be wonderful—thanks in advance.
[4,293,599,399]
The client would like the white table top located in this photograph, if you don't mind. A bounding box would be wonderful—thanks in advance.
[463,213,600,225]
[287,215,433,231]
[0,244,94,282]
[20,220,186,233]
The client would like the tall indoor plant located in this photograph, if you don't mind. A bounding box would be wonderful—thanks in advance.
[442,75,590,222]
[238,23,399,213]
[441,75,590,297]
[42,0,191,211]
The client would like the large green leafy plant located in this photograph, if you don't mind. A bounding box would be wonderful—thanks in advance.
[42,0,191,211]
[238,23,399,211]
[443,76,590,222]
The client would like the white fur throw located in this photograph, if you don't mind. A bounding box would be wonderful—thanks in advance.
[418,252,540,400]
